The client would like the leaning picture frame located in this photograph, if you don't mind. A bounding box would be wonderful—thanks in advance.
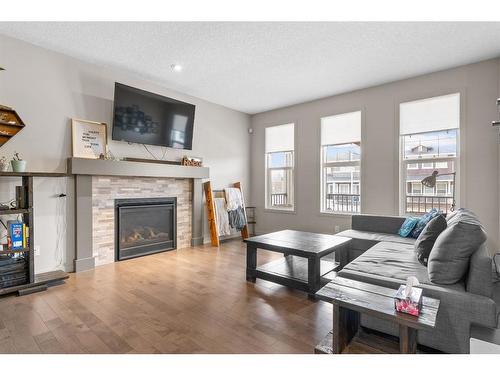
[71,118,108,159]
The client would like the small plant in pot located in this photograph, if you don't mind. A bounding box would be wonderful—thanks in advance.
[11,152,27,173]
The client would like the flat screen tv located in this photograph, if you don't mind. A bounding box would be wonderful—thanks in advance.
[112,83,195,150]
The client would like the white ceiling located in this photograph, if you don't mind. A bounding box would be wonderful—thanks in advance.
[1,22,500,114]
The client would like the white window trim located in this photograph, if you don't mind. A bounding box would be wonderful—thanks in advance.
[264,123,297,213]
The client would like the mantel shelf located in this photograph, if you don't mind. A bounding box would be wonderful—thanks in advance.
[68,157,209,179]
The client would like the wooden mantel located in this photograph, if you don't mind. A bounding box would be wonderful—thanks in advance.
[68,157,209,179]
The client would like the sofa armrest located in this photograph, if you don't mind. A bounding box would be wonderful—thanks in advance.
[467,244,492,298]
[351,214,406,235]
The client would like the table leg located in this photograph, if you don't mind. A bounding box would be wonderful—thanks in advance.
[308,256,321,299]
[399,325,418,354]
[332,303,359,354]
[335,244,349,269]
[246,244,257,282]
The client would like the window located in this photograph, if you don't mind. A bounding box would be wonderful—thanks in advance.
[400,93,459,214]
[265,123,294,210]
[421,162,434,169]
[321,111,361,213]
[436,182,448,195]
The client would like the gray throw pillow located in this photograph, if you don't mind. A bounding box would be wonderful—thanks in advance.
[414,215,447,266]
[428,212,487,284]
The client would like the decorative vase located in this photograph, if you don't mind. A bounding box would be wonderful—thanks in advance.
[11,160,26,172]
[0,161,8,172]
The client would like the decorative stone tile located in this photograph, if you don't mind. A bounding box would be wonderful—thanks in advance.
[92,176,192,266]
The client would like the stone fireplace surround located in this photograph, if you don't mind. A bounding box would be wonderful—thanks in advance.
[69,158,209,272]
[93,177,190,266]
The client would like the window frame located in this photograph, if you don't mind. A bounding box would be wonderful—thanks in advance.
[264,123,296,212]
[399,128,460,215]
[320,110,362,215]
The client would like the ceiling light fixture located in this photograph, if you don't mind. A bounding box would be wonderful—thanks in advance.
[170,64,183,72]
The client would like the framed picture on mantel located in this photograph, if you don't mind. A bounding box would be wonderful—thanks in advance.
[71,118,108,159]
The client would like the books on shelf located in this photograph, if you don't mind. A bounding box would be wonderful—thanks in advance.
[5,220,29,252]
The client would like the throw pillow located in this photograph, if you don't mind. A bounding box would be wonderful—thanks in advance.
[398,217,419,237]
[414,215,447,266]
[410,208,441,239]
[427,211,487,284]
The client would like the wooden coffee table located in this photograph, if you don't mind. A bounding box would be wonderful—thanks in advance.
[315,276,440,354]
[244,230,351,298]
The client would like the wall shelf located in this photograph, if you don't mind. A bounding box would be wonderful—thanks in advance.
[0,173,68,296]
[0,208,31,215]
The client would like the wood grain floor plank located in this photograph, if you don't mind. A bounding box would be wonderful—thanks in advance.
[0,240,333,353]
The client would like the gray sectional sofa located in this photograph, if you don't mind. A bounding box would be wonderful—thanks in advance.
[336,213,498,354]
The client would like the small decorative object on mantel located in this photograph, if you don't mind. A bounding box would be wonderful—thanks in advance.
[71,118,108,159]
[10,151,26,173]
[0,156,9,171]
[394,276,423,317]
[0,105,26,147]
[181,156,203,167]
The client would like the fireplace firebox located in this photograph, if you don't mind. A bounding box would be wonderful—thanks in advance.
[115,197,176,261]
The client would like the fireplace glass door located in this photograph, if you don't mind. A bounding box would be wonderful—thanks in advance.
[116,198,176,260]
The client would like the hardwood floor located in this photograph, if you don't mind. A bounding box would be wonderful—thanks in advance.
[0,240,333,353]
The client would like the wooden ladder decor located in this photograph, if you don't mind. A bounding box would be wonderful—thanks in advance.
[203,181,250,247]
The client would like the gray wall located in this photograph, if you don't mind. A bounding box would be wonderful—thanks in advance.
[250,58,500,254]
[0,34,251,272]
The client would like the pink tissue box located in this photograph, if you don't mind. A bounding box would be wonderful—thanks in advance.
[394,285,423,317]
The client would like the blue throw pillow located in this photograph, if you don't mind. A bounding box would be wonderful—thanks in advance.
[410,208,441,239]
[398,217,420,237]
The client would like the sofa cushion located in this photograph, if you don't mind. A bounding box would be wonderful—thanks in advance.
[428,209,487,285]
[414,215,447,266]
[398,217,419,237]
[337,229,416,252]
[466,244,492,298]
[341,241,431,285]
[410,208,441,238]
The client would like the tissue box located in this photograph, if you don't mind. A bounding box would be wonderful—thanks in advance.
[394,285,423,316]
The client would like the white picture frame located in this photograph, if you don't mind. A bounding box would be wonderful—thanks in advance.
[71,118,108,159]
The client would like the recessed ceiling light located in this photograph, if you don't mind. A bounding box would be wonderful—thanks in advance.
[170,64,183,72]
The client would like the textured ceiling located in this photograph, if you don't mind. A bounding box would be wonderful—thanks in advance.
[1,22,500,114]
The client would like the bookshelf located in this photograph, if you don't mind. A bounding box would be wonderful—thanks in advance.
[0,172,68,296]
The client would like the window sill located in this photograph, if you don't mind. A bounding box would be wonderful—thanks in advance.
[264,207,296,215]
[319,211,358,218]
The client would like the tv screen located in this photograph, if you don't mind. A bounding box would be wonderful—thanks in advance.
[112,83,195,150]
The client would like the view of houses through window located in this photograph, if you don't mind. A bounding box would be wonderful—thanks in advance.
[265,123,295,210]
[400,93,460,214]
[321,111,361,213]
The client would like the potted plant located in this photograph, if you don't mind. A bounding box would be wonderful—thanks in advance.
[11,152,26,172]
[0,156,8,171]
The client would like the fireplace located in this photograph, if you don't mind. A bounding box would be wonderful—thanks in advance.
[115,197,176,261]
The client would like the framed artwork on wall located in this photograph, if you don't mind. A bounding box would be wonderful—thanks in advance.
[71,118,108,159]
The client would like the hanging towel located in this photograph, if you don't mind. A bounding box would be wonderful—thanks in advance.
[224,187,247,230]
[228,206,247,231]
[214,198,231,236]
[224,188,243,211]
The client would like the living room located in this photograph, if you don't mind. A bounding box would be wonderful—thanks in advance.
[1,1,500,371]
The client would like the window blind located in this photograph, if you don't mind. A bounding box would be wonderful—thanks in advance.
[321,111,361,146]
[400,93,460,135]
[265,123,294,153]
